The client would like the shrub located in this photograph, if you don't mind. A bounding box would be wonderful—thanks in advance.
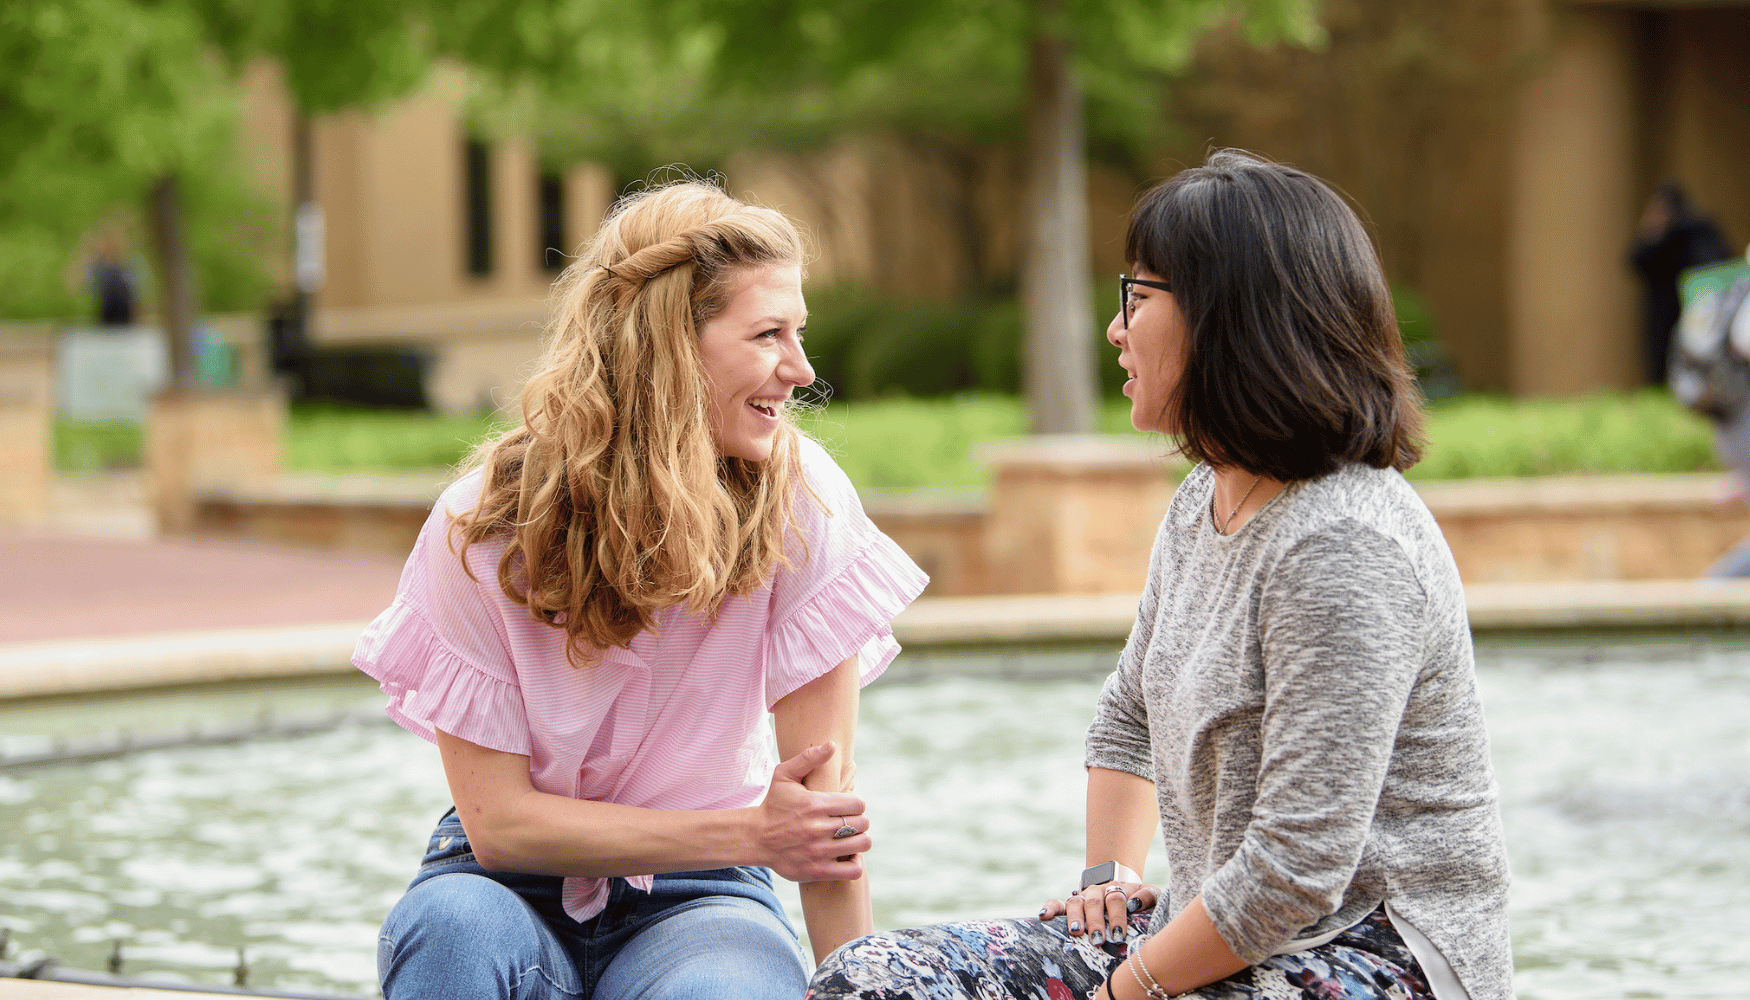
[800,280,1128,402]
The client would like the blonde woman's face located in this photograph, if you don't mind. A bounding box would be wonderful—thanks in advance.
[699,264,814,462]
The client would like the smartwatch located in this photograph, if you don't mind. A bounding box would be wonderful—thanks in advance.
[1079,861,1141,889]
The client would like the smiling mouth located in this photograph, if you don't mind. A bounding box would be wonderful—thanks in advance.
[747,400,782,418]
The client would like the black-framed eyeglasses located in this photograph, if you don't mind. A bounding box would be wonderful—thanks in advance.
[1120,275,1172,328]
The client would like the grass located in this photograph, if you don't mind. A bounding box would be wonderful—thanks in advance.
[793,396,1144,489]
[1406,390,1719,480]
[804,389,1724,488]
[283,405,510,471]
[53,391,1723,488]
[53,419,142,472]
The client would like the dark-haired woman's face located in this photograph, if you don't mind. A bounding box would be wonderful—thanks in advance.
[1107,266,1186,434]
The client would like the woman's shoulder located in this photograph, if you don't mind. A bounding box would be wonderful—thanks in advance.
[795,433,859,504]
[788,432,871,534]
[1268,464,1457,591]
[1285,463,1431,530]
[435,466,488,518]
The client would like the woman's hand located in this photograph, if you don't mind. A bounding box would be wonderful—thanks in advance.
[1039,880,1161,944]
[754,741,871,883]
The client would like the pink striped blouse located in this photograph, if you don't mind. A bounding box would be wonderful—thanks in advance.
[353,437,928,921]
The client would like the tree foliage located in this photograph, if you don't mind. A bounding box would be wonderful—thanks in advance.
[0,0,270,319]
[0,0,449,323]
[456,0,1322,176]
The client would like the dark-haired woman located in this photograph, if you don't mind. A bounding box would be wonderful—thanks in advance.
[808,150,1511,1000]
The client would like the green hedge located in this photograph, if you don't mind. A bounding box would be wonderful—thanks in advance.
[805,390,1724,488]
[800,281,1129,403]
[53,391,1724,489]
[1407,390,1718,480]
[283,404,509,471]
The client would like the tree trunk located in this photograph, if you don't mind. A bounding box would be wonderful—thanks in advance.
[146,173,198,389]
[1021,7,1096,435]
[290,112,319,354]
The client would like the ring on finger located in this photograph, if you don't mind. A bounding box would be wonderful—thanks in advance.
[832,819,857,839]
[1103,885,1129,897]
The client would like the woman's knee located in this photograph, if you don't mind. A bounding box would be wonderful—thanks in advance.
[379,874,577,999]
[598,896,806,999]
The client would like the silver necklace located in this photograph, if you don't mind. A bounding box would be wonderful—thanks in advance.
[1213,474,1262,535]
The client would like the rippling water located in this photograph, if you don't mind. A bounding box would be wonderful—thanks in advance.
[2,646,1748,999]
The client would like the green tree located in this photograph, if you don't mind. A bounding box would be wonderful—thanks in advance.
[0,0,436,385]
[0,0,270,355]
[455,0,1322,433]
[188,0,437,363]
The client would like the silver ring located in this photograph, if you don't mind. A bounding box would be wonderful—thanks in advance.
[832,822,857,839]
[1103,885,1129,897]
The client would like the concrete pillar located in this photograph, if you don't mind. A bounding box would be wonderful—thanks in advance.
[564,162,616,257]
[146,387,286,532]
[1507,7,1642,395]
[492,141,540,296]
[0,325,55,525]
[980,436,1177,595]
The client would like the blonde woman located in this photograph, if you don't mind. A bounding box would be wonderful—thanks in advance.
[357,181,928,999]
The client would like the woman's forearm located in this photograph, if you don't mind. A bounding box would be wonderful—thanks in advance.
[437,729,866,880]
[1085,766,1158,872]
[799,878,871,964]
[1111,895,1246,1000]
[439,728,763,876]
[774,655,873,963]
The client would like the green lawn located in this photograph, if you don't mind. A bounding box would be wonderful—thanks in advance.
[803,390,1723,487]
[283,405,511,472]
[55,391,1723,488]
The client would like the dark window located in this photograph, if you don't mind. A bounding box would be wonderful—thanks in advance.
[538,171,566,271]
[464,139,493,277]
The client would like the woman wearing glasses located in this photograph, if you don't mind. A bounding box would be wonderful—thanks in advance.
[359,180,928,999]
[809,150,1511,1000]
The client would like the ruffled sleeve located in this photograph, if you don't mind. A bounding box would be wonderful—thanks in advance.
[764,438,930,707]
[352,472,533,755]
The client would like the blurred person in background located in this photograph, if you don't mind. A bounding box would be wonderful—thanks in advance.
[1668,246,1750,576]
[356,180,927,999]
[1631,180,1731,384]
[809,151,1512,1000]
[80,230,140,327]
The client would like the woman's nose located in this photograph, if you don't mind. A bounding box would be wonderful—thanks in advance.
[780,339,816,387]
[1106,310,1126,348]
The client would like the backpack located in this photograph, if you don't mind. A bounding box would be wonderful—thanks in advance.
[1671,275,1750,422]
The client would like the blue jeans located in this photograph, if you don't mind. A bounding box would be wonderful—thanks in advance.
[378,808,808,999]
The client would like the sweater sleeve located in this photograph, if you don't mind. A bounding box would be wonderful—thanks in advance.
[1083,517,1169,780]
[1201,520,1428,964]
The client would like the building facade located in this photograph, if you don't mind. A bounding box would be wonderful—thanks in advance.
[237,0,1750,412]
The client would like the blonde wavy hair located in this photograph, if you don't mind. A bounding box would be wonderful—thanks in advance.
[454,180,812,662]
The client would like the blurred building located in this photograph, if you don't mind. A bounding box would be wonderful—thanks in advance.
[1171,0,1750,397]
[237,0,1750,411]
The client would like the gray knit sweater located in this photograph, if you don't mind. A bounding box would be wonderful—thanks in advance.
[1085,462,1513,1000]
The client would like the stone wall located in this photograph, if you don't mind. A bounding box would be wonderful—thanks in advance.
[185,457,1750,592]
[0,324,55,525]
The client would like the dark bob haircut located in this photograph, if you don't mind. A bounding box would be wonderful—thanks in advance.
[1126,149,1424,481]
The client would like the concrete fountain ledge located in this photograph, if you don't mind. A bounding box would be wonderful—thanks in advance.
[6,582,1750,701]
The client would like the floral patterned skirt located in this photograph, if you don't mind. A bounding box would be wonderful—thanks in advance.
[807,905,1431,1000]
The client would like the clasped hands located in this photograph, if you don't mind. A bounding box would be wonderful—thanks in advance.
[754,741,871,883]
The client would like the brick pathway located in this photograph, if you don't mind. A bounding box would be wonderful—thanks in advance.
[0,532,405,644]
